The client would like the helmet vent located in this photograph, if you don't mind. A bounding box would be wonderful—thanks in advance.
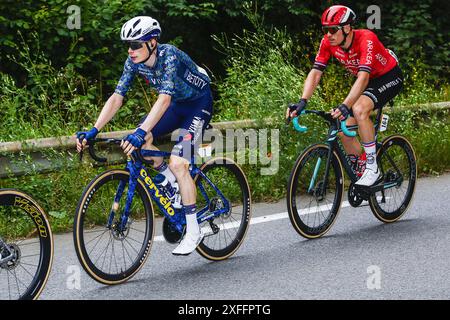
[131,29,142,37]
[133,19,141,28]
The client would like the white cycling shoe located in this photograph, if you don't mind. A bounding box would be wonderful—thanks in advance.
[355,168,381,186]
[172,231,204,256]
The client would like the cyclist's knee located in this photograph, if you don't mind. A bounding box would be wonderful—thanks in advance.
[352,104,371,121]
[169,156,189,175]
[353,96,375,121]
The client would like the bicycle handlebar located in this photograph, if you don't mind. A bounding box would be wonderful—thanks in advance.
[340,119,357,137]
[79,138,154,166]
[290,109,357,137]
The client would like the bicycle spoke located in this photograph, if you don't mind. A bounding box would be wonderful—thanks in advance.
[18,263,36,280]
[87,229,109,256]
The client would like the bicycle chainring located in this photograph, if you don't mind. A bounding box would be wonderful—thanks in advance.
[162,217,182,244]
[348,183,363,207]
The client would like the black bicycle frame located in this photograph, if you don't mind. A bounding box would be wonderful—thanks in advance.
[317,106,385,195]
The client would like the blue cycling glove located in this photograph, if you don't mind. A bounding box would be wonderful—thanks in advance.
[124,128,147,148]
[77,127,99,143]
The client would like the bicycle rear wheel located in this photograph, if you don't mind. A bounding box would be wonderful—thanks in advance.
[194,157,251,261]
[287,144,344,239]
[0,189,53,300]
[369,135,417,222]
[73,169,154,285]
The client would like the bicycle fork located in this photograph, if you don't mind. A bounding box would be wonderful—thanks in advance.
[107,161,141,233]
[307,145,333,201]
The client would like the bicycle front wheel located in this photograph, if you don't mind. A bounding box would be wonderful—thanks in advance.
[287,144,344,239]
[369,135,417,222]
[73,169,154,285]
[0,189,53,300]
[194,157,251,261]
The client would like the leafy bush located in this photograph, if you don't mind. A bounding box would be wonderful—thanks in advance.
[0,33,154,141]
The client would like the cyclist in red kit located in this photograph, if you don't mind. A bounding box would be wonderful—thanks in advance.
[287,5,403,186]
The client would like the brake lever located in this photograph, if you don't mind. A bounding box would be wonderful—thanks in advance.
[285,117,292,125]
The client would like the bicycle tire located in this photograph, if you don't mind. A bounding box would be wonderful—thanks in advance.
[287,144,344,239]
[73,169,154,285]
[194,157,252,261]
[0,189,53,300]
[369,135,417,223]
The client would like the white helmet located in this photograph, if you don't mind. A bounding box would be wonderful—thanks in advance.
[121,16,161,41]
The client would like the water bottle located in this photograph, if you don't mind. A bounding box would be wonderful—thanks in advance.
[154,173,175,197]
[153,174,182,209]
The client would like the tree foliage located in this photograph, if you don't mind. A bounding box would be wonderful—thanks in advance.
[0,0,448,96]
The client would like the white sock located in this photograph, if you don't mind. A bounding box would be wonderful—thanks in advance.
[186,213,199,235]
[184,204,199,235]
[362,141,377,171]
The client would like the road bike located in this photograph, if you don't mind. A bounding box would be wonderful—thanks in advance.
[286,104,417,239]
[73,138,251,285]
[0,189,53,299]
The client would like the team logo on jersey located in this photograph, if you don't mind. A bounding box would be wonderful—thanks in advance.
[183,70,208,90]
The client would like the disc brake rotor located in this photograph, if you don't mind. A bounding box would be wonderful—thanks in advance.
[0,244,21,270]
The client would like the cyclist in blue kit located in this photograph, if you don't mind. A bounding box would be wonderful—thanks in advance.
[76,16,213,255]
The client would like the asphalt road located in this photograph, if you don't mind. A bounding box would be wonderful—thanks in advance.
[40,173,450,300]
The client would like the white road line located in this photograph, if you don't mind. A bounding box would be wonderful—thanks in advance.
[153,199,378,242]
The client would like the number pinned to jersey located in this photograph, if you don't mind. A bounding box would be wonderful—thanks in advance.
[380,114,389,132]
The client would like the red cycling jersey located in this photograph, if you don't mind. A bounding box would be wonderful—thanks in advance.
[313,29,398,79]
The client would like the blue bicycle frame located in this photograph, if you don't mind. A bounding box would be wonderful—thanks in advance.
[107,148,231,235]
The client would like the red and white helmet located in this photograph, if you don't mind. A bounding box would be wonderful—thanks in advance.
[321,5,356,26]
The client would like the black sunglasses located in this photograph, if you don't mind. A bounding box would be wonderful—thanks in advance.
[127,41,144,50]
[322,26,343,35]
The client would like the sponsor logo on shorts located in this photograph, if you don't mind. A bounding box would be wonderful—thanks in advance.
[378,78,402,93]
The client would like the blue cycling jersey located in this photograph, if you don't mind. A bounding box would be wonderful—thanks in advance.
[115,44,211,102]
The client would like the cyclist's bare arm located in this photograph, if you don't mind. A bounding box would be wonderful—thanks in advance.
[342,71,370,108]
[76,93,124,151]
[286,69,322,119]
[138,94,172,134]
[302,68,323,100]
[94,93,124,130]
